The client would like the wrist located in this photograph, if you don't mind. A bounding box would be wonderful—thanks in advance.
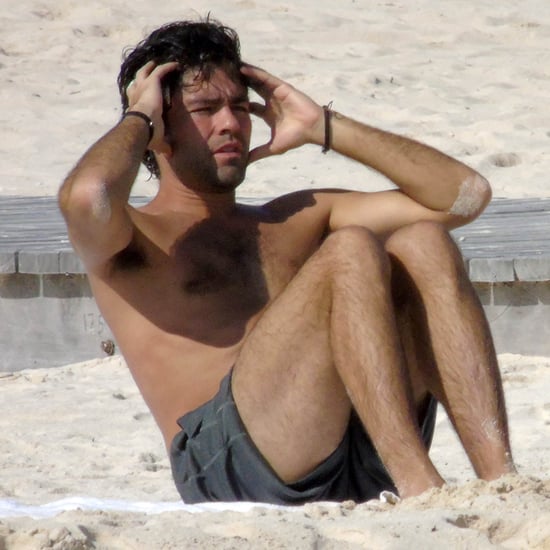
[122,111,154,145]
[308,105,327,148]
[309,103,334,153]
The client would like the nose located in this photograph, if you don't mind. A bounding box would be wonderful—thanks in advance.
[218,105,241,134]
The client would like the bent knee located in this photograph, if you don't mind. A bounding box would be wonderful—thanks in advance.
[325,225,381,248]
[388,220,450,245]
[386,221,461,262]
[321,226,391,275]
[324,226,386,258]
[387,221,467,286]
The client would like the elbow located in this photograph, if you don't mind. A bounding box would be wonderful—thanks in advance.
[448,173,492,222]
[58,176,113,225]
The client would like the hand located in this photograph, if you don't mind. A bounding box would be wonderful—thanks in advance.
[241,64,325,163]
[125,61,179,152]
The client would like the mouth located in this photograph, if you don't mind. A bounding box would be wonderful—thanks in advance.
[214,141,243,158]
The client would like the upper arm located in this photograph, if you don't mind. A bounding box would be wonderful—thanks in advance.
[58,176,134,272]
[328,187,489,237]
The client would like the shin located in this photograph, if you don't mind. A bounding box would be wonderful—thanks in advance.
[386,221,515,480]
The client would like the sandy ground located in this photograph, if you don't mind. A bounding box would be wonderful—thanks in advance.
[2,0,550,201]
[0,354,548,548]
[1,0,549,548]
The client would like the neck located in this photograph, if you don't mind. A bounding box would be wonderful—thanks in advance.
[149,174,238,217]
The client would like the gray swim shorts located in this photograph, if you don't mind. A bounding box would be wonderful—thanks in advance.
[170,371,437,504]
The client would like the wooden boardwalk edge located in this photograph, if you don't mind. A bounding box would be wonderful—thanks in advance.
[1,196,550,282]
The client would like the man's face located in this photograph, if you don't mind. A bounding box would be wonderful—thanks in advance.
[165,66,252,193]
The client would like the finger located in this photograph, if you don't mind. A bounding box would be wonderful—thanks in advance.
[241,64,284,95]
[126,63,155,101]
[135,60,157,80]
[125,77,140,103]
[248,101,267,118]
[127,61,180,102]
[151,61,180,79]
[134,61,179,84]
[126,79,136,93]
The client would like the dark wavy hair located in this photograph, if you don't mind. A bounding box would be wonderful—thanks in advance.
[117,17,243,178]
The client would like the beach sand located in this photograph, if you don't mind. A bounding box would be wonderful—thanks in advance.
[0,354,548,548]
[1,0,549,548]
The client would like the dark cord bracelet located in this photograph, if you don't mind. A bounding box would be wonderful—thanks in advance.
[124,111,154,144]
[321,101,333,154]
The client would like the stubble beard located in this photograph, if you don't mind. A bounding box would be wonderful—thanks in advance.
[214,161,248,192]
[184,150,248,194]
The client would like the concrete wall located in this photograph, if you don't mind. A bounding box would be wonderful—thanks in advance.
[1,273,548,372]
[0,273,114,371]
[476,281,550,357]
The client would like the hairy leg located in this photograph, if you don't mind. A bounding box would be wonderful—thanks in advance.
[385,221,516,480]
[232,226,443,497]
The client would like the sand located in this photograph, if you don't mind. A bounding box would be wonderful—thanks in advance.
[3,0,550,200]
[1,0,549,548]
[0,354,548,548]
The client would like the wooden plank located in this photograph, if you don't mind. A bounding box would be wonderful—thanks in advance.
[1,195,549,281]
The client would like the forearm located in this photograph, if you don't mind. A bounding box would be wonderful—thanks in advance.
[323,111,491,216]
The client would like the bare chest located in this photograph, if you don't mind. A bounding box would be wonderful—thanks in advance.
[176,225,267,296]
[108,220,315,345]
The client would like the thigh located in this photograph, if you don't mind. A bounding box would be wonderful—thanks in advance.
[172,372,355,504]
[232,240,352,483]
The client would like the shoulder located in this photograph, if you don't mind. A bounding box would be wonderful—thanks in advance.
[90,203,166,277]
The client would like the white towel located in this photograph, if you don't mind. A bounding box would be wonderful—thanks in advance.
[0,496,288,520]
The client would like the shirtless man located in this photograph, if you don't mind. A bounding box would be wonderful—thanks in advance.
[59,19,515,504]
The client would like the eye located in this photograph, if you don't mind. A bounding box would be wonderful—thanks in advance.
[191,106,214,114]
[233,103,250,113]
